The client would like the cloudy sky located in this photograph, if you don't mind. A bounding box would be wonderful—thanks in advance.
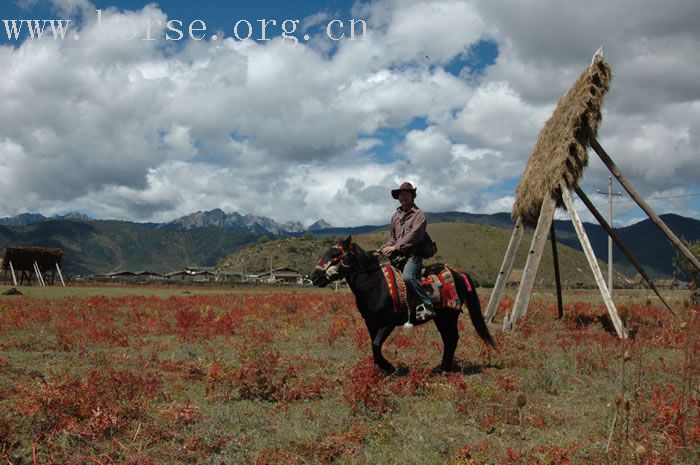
[1,0,698,227]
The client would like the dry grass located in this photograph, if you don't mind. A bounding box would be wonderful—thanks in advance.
[0,286,697,464]
[512,56,612,228]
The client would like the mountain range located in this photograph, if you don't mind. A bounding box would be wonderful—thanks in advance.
[0,209,697,279]
[427,211,699,280]
[0,209,318,235]
[218,222,612,288]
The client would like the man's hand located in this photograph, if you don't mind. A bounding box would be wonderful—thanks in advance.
[381,244,397,256]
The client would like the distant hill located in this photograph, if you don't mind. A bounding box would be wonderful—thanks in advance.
[426,211,515,229]
[0,209,324,236]
[548,213,700,279]
[218,235,336,275]
[0,220,260,276]
[0,209,696,279]
[218,222,612,287]
[308,219,332,231]
[0,211,92,227]
[307,212,699,279]
[160,208,307,234]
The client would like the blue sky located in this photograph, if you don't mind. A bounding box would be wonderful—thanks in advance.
[0,0,698,227]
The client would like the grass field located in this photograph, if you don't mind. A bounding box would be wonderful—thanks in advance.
[0,284,697,464]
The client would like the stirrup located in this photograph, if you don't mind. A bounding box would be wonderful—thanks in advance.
[414,304,435,322]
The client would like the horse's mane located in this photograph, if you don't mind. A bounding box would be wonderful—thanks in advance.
[350,242,379,264]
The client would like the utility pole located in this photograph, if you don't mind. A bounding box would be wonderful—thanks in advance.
[596,175,623,297]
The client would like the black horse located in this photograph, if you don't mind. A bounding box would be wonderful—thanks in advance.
[310,236,495,373]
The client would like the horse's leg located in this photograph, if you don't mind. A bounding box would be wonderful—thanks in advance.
[366,321,396,373]
[433,311,460,373]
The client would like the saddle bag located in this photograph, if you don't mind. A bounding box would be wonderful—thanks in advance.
[416,232,438,259]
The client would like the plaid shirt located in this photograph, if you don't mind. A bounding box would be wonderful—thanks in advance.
[387,204,427,253]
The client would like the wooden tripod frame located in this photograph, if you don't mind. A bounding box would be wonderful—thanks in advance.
[485,138,695,339]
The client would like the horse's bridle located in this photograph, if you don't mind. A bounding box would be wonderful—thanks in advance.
[317,243,355,269]
[316,244,382,281]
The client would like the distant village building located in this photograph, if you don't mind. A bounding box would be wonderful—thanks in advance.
[135,270,165,280]
[163,266,217,282]
[90,265,308,286]
[165,271,192,281]
[108,271,137,278]
[258,267,303,284]
[192,270,216,282]
[186,266,216,273]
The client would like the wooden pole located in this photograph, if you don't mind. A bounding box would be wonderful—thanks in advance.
[485,217,524,323]
[590,138,700,271]
[550,221,564,319]
[505,193,557,331]
[56,263,66,287]
[575,186,676,316]
[9,261,17,287]
[32,262,40,286]
[33,262,40,286]
[34,261,46,287]
[560,183,627,339]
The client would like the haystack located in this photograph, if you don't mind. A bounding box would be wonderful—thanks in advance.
[2,247,63,271]
[512,56,612,227]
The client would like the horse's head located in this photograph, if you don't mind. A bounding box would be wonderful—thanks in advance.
[311,235,357,287]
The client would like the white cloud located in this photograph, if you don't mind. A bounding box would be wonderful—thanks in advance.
[0,0,698,226]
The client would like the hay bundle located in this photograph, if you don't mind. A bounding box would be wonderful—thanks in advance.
[2,287,23,296]
[512,56,612,227]
[2,247,63,271]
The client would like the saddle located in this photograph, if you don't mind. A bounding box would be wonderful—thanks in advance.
[380,263,465,316]
[420,264,464,310]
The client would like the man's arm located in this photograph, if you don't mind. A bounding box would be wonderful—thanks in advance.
[385,212,398,246]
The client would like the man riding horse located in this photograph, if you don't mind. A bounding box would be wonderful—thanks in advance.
[310,181,495,373]
[381,182,436,322]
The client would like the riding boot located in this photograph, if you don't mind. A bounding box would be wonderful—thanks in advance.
[402,255,435,323]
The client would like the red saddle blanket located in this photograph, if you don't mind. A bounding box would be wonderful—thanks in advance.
[380,264,467,315]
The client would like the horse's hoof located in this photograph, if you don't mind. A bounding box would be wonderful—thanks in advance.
[431,365,444,375]
[377,364,396,375]
[432,363,458,374]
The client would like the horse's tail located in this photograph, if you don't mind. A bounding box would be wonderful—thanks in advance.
[452,268,495,348]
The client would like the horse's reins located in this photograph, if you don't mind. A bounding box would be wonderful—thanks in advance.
[318,244,412,327]
[341,255,383,278]
[317,245,386,279]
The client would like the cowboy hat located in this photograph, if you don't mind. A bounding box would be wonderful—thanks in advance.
[391,181,417,199]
